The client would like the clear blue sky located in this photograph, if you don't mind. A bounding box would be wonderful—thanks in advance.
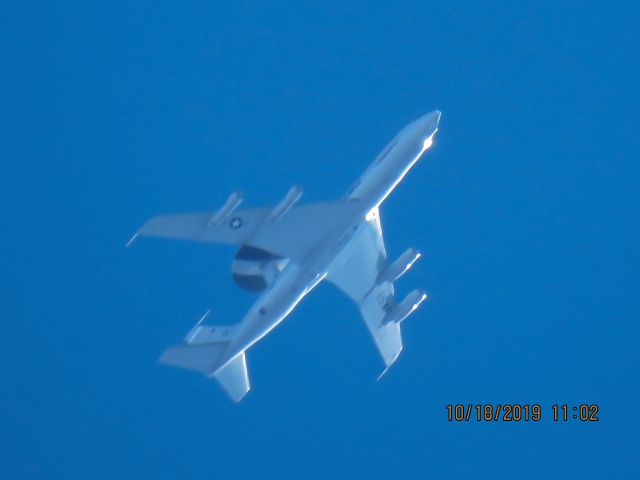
[1,1,638,478]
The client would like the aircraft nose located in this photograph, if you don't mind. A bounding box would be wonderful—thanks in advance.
[420,110,441,136]
[418,110,441,150]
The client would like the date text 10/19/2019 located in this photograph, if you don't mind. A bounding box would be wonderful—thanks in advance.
[445,404,600,422]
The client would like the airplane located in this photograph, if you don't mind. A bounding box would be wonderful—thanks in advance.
[128,110,441,402]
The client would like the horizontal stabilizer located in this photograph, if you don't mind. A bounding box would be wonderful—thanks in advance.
[158,343,228,374]
[211,352,250,402]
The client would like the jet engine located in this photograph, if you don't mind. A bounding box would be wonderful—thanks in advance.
[382,248,421,282]
[383,289,428,324]
[231,245,289,292]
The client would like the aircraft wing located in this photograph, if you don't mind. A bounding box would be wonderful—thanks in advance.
[133,201,357,264]
[326,208,404,372]
[135,207,270,246]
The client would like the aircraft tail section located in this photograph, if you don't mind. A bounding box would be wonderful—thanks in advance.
[159,344,251,402]
[158,311,251,402]
[158,342,228,374]
[211,352,250,402]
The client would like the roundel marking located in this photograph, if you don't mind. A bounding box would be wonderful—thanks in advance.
[229,216,243,229]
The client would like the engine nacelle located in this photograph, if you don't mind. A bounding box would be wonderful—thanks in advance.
[383,289,427,324]
[208,191,243,226]
[268,186,303,221]
[231,245,289,292]
[382,248,421,282]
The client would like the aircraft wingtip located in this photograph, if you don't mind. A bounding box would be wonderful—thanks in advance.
[125,232,139,248]
[376,367,390,382]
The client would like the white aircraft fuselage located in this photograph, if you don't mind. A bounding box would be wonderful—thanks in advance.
[216,111,441,373]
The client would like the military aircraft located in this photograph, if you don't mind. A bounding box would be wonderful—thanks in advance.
[128,110,441,402]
